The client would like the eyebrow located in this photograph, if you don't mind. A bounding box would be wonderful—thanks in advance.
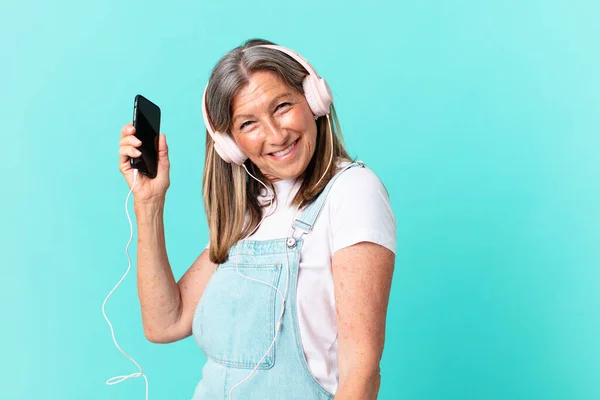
[232,92,293,124]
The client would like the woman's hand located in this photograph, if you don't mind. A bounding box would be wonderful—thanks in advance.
[118,122,170,204]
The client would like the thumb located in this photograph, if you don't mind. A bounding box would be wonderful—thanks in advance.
[158,134,169,161]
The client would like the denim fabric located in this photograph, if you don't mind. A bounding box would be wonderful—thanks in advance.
[191,162,364,399]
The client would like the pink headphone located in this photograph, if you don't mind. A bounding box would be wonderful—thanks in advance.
[201,44,333,165]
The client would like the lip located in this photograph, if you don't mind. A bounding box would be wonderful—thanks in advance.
[267,138,300,160]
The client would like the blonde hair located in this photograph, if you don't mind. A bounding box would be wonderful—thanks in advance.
[203,39,352,264]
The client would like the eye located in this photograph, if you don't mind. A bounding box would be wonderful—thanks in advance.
[275,102,291,111]
[239,120,253,130]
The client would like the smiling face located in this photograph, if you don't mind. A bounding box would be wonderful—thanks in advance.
[230,70,317,182]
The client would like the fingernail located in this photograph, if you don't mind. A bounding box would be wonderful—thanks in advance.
[135,150,142,156]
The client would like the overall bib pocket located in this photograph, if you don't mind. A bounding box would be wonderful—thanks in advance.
[194,262,282,369]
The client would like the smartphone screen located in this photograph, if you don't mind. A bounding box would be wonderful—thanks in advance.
[130,94,161,178]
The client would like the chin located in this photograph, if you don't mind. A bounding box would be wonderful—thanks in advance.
[261,161,305,182]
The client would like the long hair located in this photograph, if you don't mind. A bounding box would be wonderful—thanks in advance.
[203,38,352,264]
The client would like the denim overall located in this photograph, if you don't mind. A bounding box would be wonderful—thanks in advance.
[191,161,364,400]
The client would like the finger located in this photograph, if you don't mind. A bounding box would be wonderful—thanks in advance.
[119,146,142,164]
[119,149,129,166]
[121,123,136,139]
[157,134,168,162]
[120,135,142,147]
[119,160,132,176]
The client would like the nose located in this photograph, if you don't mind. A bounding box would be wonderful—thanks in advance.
[262,117,288,146]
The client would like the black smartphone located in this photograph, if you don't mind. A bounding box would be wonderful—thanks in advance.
[130,94,161,179]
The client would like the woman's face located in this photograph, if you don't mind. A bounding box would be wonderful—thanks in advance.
[230,70,317,182]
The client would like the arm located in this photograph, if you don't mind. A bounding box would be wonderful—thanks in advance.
[135,199,217,343]
[332,242,395,399]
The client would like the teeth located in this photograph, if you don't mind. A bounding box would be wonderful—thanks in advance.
[272,140,296,157]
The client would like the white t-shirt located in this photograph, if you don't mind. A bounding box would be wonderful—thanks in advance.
[206,161,396,394]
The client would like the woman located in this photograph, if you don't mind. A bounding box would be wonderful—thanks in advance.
[118,39,396,399]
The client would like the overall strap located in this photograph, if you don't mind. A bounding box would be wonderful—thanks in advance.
[292,161,366,237]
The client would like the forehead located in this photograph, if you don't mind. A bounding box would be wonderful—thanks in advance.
[231,71,294,116]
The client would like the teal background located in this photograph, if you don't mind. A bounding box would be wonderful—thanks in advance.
[1,0,599,398]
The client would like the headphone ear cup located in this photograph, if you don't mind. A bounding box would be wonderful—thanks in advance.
[303,75,333,117]
[212,131,247,165]
[203,85,247,165]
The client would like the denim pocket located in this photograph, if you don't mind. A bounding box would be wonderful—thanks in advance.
[193,262,282,369]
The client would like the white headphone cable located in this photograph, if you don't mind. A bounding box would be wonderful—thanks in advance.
[102,168,149,400]
[227,241,290,400]
[226,167,299,399]
[314,113,334,189]
[242,164,276,228]
[228,234,291,399]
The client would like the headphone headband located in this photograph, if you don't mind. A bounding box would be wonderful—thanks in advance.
[248,44,322,79]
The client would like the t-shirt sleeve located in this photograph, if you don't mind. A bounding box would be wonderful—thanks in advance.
[328,165,396,255]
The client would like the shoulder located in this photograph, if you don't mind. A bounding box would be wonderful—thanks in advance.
[324,160,396,255]
[328,161,390,202]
